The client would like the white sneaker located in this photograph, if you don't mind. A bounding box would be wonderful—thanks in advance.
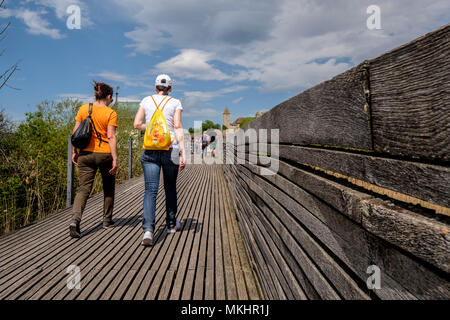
[142,231,153,246]
[167,220,181,234]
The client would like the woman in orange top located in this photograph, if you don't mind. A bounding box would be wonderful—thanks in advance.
[69,81,118,238]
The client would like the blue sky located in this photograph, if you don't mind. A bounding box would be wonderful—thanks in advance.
[1,0,449,129]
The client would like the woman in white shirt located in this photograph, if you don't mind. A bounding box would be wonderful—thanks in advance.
[134,74,186,246]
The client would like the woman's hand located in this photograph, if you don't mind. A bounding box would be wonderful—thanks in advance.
[72,150,79,165]
[179,150,186,171]
[109,159,118,175]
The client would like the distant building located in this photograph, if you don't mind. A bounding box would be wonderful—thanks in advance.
[222,106,263,134]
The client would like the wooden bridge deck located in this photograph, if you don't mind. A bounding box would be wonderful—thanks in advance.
[0,164,262,300]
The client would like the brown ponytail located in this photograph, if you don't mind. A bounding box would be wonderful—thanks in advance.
[93,81,114,101]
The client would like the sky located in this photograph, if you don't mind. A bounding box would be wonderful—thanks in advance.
[0,0,449,129]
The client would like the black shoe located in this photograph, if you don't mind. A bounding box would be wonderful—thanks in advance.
[69,220,81,238]
[103,220,114,229]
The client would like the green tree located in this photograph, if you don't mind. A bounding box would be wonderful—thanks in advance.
[202,120,220,132]
[239,117,256,128]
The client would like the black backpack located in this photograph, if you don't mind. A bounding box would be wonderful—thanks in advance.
[71,103,107,149]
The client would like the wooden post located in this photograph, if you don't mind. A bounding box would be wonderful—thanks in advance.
[128,137,133,180]
[66,134,74,208]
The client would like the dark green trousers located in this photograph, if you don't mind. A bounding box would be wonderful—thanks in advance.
[72,151,116,223]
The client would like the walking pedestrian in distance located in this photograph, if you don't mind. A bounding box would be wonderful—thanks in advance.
[69,81,118,238]
[134,74,186,246]
[210,135,216,158]
[201,132,208,160]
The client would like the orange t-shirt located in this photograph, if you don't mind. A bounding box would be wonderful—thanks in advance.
[75,104,118,153]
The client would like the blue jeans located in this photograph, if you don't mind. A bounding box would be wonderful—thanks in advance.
[140,148,180,233]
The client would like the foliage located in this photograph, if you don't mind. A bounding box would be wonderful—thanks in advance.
[239,117,256,128]
[0,99,143,235]
[202,120,220,132]
[222,125,228,130]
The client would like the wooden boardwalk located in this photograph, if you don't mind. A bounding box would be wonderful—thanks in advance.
[0,164,262,300]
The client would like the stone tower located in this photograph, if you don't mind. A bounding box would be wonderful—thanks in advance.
[223,106,231,128]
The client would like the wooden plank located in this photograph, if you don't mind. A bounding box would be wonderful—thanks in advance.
[219,167,262,300]
[128,166,201,300]
[277,144,450,209]
[237,163,408,300]
[222,166,273,299]
[168,166,211,300]
[237,168,354,300]
[204,166,217,300]
[369,24,450,160]
[0,176,142,250]
[97,169,197,300]
[361,198,450,274]
[247,152,450,275]
[240,159,449,299]
[241,189,308,300]
[192,165,214,299]
[226,165,298,299]
[145,166,205,300]
[26,170,192,300]
[0,180,144,270]
[242,63,371,150]
[103,165,198,300]
[214,166,226,300]
[50,179,182,300]
[155,165,207,300]
[222,167,249,300]
[180,166,213,300]
[0,181,147,299]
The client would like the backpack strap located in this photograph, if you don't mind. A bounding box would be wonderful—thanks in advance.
[161,97,172,112]
[88,103,109,147]
[151,95,168,110]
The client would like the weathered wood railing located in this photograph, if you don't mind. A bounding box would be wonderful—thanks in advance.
[222,24,450,300]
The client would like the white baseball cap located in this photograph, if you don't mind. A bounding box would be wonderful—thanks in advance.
[155,74,172,87]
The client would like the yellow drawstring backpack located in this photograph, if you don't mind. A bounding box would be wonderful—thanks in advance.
[143,96,174,150]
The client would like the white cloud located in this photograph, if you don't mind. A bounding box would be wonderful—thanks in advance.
[28,0,81,19]
[8,9,64,39]
[91,71,153,89]
[59,93,141,103]
[181,85,247,114]
[26,0,92,26]
[110,0,450,92]
[153,49,230,81]
[2,1,92,39]
[232,97,243,104]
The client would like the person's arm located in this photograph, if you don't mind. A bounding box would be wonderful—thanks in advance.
[71,121,81,165]
[134,106,147,131]
[107,125,118,175]
[173,108,185,171]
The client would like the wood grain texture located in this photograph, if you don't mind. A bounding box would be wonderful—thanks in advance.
[236,159,449,299]
[277,144,450,208]
[361,198,450,274]
[370,24,450,160]
[242,63,371,150]
[0,165,261,300]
